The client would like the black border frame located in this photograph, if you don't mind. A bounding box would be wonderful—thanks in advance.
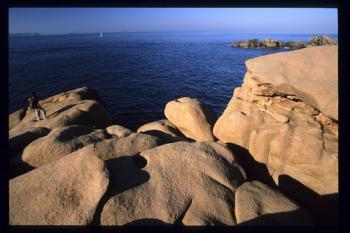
[2,0,349,232]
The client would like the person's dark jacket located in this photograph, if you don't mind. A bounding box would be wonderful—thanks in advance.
[28,96,40,109]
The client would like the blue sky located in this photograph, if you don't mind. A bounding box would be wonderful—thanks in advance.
[9,8,338,35]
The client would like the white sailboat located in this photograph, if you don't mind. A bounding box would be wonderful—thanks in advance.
[100,32,103,39]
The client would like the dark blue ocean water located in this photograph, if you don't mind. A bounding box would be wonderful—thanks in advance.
[9,32,338,130]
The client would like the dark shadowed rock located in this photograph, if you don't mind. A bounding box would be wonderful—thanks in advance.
[284,41,306,49]
[232,39,261,48]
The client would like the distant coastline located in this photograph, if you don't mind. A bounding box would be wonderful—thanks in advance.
[9,31,338,37]
[9,32,41,37]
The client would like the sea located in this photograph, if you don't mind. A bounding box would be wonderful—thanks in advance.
[9,32,338,130]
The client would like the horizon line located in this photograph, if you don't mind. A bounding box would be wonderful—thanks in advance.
[9,31,339,36]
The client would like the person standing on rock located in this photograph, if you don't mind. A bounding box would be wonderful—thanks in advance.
[28,92,46,121]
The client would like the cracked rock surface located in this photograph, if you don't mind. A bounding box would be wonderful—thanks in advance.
[214,46,338,196]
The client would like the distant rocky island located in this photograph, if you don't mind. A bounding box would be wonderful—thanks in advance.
[9,45,338,226]
[232,35,337,49]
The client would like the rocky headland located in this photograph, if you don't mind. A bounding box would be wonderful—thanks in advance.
[232,35,337,49]
[9,45,338,225]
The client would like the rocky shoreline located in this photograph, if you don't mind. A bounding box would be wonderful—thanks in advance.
[232,35,337,49]
[9,45,338,225]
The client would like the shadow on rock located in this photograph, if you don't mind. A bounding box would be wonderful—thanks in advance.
[48,104,77,118]
[9,127,50,158]
[278,174,338,225]
[237,209,313,226]
[226,143,276,187]
[225,143,338,225]
[9,154,35,179]
[91,155,150,225]
[124,218,170,225]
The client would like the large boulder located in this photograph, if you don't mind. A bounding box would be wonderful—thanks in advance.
[99,141,246,225]
[308,35,337,46]
[235,181,312,225]
[9,146,109,225]
[106,125,133,138]
[21,125,110,167]
[40,86,102,104]
[214,71,338,196]
[164,97,217,142]
[137,119,186,143]
[92,133,163,161]
[244,45,338,120]
[214,46,338,224]
[9,87,112,136]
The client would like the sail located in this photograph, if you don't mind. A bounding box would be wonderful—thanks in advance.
[100,32,103,38]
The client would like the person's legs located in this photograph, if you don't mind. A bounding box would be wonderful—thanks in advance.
[40,108,46,120]
[35,109,41,121]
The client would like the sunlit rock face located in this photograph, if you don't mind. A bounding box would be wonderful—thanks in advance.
[99,141,247,226]
[214,45,338,197]
[9,87,112,136]
[9,148,109,225]
[164,97,217,142]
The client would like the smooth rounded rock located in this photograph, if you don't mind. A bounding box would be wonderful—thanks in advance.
[9,87,112,136]
[99,141,246,225]
[9,147,109,225]
[106,125,133,138]
[137,119,186,143]
[93,133,162,161]
[164,97,217,142]
[235,181,313,225]
[21,125,110,167]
